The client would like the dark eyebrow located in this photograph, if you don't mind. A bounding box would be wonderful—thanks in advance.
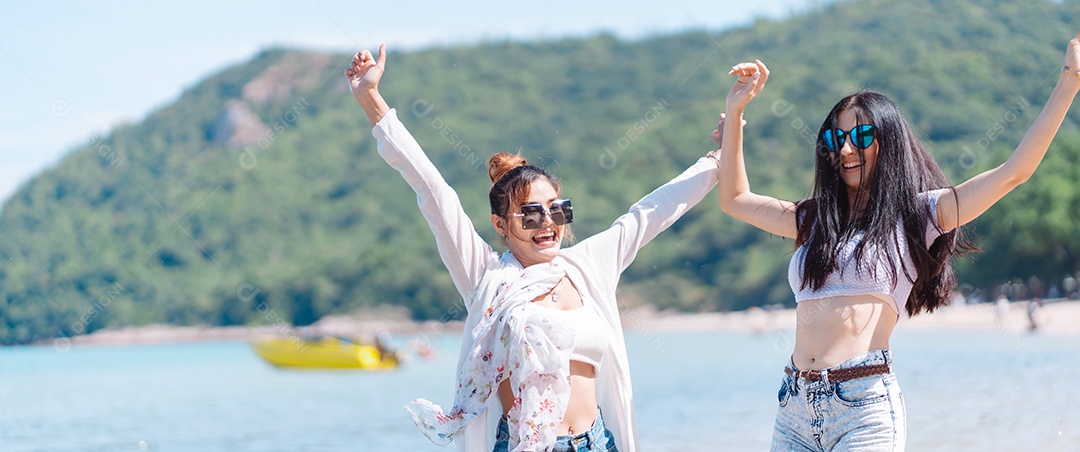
[523,197,560,205]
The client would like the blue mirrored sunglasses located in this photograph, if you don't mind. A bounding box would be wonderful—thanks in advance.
[821,124,876,153]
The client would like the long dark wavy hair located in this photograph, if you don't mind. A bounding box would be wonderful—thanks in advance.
[794,91,973,317]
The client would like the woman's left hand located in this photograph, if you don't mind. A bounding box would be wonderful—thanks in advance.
[709,113,747,146]
[1064,31,1080,79]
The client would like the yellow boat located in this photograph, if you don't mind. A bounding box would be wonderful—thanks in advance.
[250,336,399,370]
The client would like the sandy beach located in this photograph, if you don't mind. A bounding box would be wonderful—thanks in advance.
[637,298,1080,333]
[49,298,1080,348]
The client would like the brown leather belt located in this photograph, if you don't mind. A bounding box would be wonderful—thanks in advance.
[785,363,891,382]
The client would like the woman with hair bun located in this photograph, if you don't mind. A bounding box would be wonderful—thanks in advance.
[346,45,722,452]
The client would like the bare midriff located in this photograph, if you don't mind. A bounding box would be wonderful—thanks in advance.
[498,361,598,435]
[497,277,600,435]
[792,295,898,370]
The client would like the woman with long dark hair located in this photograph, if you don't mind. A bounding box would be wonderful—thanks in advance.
[713,32,1080,450]
[346,44,722,452]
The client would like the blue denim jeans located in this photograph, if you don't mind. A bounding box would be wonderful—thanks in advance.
[493,409,618,452]
[771,349,906,451]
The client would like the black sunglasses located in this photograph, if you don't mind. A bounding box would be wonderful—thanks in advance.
[821,124,876,153]
[513,199,573,229]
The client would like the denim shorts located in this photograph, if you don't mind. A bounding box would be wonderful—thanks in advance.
[771,349,906,451]
[492,408,618,452]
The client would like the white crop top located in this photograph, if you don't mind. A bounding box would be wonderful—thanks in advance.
[542,306,609,371]
[788,189,953,315]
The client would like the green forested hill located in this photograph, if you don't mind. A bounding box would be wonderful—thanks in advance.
[3,0,1080,344]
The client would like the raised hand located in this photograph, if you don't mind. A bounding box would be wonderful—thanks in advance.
[1064,31,1080,77]
[709,113,747,147]
[725,60,769,114]
[345,44,391,126]
[345,44,387,97]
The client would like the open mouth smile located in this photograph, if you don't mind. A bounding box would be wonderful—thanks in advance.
[532,229,558,246]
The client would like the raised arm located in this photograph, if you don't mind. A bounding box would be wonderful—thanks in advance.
[573,156,720,278]
[715,60,799,239]
[936,31,1080,230]
[346,45,496,306]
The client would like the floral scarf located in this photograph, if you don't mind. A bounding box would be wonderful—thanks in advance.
[407,257,575,451]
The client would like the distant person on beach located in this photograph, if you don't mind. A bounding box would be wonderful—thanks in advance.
[1027,298,1043,331]
[346,44,721,452]
[374,330,396,358]
[995,294,1010,319]
[712,31,1080,450]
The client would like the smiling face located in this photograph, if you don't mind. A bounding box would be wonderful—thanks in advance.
[491,179,565,268]
[833,108,879,206]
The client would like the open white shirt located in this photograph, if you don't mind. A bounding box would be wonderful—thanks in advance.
[373,109,719,451]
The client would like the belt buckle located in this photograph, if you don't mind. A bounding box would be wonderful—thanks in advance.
[796,369,814,380]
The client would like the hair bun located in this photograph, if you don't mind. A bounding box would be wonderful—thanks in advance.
[487,152,528,183]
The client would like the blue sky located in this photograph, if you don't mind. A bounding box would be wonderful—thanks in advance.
[0,0,812,205]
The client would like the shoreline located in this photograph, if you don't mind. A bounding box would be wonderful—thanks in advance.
[637,298,1080,333]
[27,299,1080,349]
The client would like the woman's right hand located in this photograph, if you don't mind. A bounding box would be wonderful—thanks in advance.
[345,44,386,100]
[346,44,391,125]
[725,60,769,114]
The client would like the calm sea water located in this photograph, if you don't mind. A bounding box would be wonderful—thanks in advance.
[1,329,1078,451]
